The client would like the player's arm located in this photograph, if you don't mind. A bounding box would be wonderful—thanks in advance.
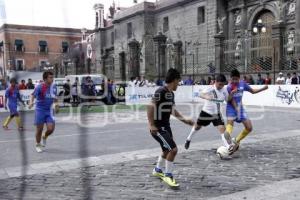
[147,101,158,134]
[4,96,7,110]
[17,92,25,106]
[172,108,194,126]
[248,85,268,94]
[28,94,35,109]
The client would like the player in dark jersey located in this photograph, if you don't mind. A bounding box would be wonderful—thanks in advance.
[147,68,194,187]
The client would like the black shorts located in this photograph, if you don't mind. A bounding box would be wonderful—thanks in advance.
[152,126,177,152]
[197,111,224,127]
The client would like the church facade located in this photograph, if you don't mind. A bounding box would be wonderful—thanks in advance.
[93,0,300,81]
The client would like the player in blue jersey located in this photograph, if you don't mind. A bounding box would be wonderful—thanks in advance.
[3,78,25,130]
[29,71,59,153]
[226,69,268,153]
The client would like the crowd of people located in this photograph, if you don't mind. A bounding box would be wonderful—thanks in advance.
[0,78,35,90]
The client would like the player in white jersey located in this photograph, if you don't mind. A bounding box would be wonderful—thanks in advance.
[185,74,236,151]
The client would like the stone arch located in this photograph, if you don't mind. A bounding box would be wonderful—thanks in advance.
[247,4,279,31]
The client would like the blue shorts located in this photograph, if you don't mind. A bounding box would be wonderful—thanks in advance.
[226,107,248,123]
[8,104,18,116]
[34,109,55,125]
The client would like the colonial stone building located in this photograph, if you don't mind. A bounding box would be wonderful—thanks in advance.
[0,24,82,78]
[95,0,300,81]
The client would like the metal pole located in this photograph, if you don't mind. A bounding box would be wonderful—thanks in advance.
[185,41,187,74]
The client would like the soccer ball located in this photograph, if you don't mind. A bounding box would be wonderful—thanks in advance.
[216,146,229,159]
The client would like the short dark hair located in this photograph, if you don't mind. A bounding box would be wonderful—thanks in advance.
[43,71,53,80]
[10,78,17,84]
[287,73,291,76]
[165,68,181,84]
[230,69,240,78]
[216,74,227,83]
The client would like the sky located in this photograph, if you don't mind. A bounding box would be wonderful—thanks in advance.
[0,0,156,29]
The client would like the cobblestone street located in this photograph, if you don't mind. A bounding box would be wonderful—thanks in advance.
[1,135,300,200]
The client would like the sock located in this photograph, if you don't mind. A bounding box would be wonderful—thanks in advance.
[165,160,174,175]
[156,156,165,169]
[226,124,233,135]
[3,116,12,127]
[221,133,230,148]
[236,129,250,143]
[15,116,22,128]
[187,126,197,141]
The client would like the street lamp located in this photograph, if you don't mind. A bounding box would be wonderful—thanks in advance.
[252,19,267,34]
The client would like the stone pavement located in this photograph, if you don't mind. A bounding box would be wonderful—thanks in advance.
[0,131,300,200]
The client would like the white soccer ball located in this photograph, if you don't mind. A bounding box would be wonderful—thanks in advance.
[216,146,229,159]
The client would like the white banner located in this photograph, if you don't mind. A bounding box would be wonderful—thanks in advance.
[126,85,300,108]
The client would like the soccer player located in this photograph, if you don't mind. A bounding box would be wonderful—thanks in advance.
[147,68,194,187]
[226,69,268,153]
[3,78,25,130]
[184,74,236,151]
[29,71,59,153]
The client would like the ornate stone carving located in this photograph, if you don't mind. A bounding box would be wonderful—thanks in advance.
[217,16,226,34]
[286,0,296,21]
[287,30,295,53]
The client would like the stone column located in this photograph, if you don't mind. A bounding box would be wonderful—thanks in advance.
[214,33,225,73]
[173,41,183,74]
[272,22,285,81]
[128,39,140,78]
[296,0,300,30]
[153,32,167,80]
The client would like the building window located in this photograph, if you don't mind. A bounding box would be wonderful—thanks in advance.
[15,39,24,52]
[39,60,48,70]
[197,6,205,25]
[62,41,69,53]
[127,22,132,39]
[15,59,24,71]
[163,17,169,33]
[39,40,48,53]
[111,31,114,46]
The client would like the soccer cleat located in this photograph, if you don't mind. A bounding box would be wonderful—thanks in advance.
[35,144,43,153]
[2,126,8,130]
[152,167,164,178]
[229,138,239,155]
[42,136,47,147]
[184,140,191,150]
[161,173,179,187]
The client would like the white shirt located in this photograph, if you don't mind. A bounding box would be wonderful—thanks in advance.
[201,85,229,115]
[276,77,285,84]
[286,78,292,85]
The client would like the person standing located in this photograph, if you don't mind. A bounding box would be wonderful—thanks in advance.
[286,73,292,85]
[26,78,35,89]
[276,72,285,85]
[3,78,25,130]
[18,80,27,90]
[291,72,299,84]
[29,71,58,153]
[147,68,194,187]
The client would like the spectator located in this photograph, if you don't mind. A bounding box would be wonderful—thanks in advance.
[286,73,292,85]
[156,79,163,86]
[26,78,35,89]
[134,76,140,86]
[19,80,27,90]
[184,75,194,85]
[139,76,148,87]
[199,77,207,85]
[276,72,285,85]
[243,75,249,83]
[207,76,212,85]
[107,79,113,105]
[210,76,215,85]
[256,73,264,85]
[291,72,299,84]
[71,78,79,106]
[0,79,8,90]
[264,73,272,85]
[128,77,135,87]
[248,75,255,85]
[63,79,71,103]
[147,80,156,87]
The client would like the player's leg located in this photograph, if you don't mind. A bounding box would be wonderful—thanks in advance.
[3,115,13,129]
[236,119,253,144]
[42,113,55,147]
[185,111,211,150]
[14,113,23,130]
[35,124,44,153]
